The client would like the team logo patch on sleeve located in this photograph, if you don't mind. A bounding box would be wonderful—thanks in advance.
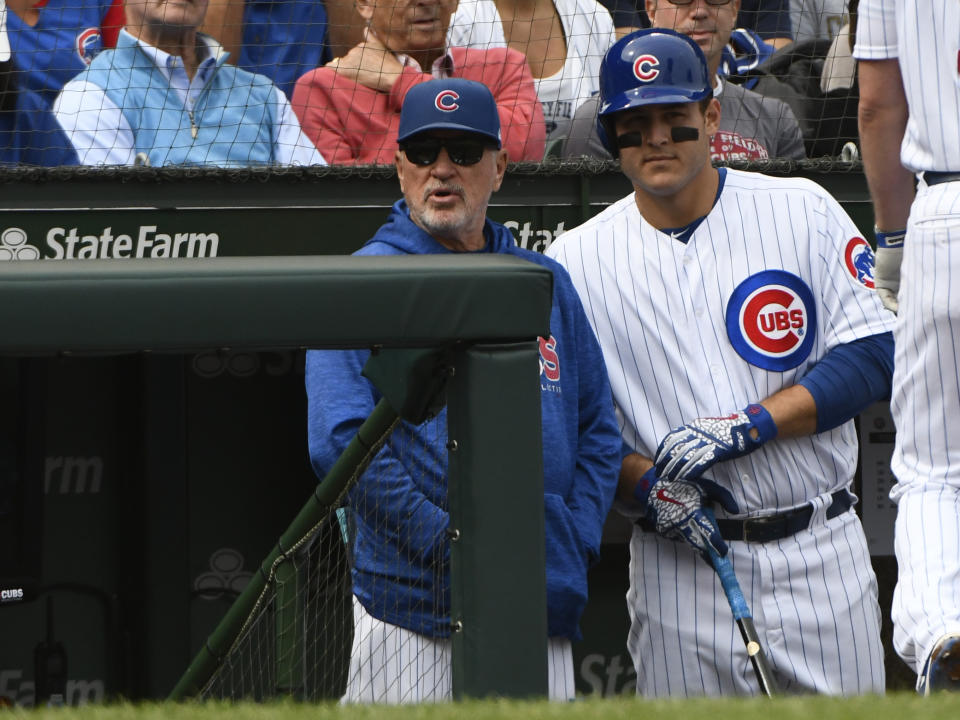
[725,270,816,371]
[844,237,876,288]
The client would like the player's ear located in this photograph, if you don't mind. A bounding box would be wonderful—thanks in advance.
[491,148,508,191]
[395,149,406,188]
[703,97,720,137]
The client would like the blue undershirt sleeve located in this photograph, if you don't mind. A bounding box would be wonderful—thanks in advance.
[797,332,894,434]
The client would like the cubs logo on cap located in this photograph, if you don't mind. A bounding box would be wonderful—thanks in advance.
[397,78,502,147]
[725,270,817,371]
[843,237,876,289]
[633,54,660,82]
[434,90,459,112]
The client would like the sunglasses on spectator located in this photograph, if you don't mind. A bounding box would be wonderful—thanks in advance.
[400,137,496,167]
[665,0,734,5]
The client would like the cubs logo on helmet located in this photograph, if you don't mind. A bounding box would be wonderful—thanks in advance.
[843,237,876,289]
[76,28,102,66]
[725,270,817,371]
[435,90,460,112]
[633,54,660,82]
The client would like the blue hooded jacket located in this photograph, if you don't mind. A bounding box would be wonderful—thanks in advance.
[306,200,621,640]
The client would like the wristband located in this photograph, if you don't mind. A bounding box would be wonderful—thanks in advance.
[631,466,659,509]
[874,228,906,248]
[744,404,778,443]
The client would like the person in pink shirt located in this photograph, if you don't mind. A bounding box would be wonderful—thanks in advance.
[291,0,545,164]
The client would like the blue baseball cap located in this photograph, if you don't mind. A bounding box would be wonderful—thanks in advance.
[397,78,502,148]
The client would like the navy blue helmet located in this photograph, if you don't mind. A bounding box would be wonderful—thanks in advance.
[597,28,711,157]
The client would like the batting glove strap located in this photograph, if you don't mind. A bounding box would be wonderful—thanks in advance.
[744,404,777,443]
[874,228,906,248]
[631,466,659,509]
[654,404,777,483]
[645,478,729,560]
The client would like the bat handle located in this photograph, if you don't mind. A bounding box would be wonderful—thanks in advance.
[702,510,779,697]
[707,547,751,620]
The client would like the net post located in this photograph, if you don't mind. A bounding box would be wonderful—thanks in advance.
[447,341,548,700]
[273,557,303,698]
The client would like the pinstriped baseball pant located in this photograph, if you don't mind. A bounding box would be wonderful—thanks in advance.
[342,596,576,702]
[889,180,960,680]
[626,507,885,696]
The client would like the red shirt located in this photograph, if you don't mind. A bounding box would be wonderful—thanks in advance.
[292,46,546,164]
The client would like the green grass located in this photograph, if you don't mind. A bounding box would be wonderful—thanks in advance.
[7,695,960,720]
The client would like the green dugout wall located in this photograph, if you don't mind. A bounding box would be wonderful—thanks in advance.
[0,162,906,704]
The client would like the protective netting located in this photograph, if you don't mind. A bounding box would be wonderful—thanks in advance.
[198,516,354,702]
[192,403,451,703]
[1,1,861,168]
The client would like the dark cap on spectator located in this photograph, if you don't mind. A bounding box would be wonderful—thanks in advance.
[397,79,502,148]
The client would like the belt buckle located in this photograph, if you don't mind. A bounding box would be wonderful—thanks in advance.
[742,515,785,543]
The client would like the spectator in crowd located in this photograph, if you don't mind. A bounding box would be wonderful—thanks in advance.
[291,0,545,164]
[599,0,793,47]
[3,0,124,165]
[446,0,617,145]
[52,0,324,166]
[739,0,792,47]
[819,0,855,93]
[323,0,366,58]
[790,0,848,43]
[307,78,620,702]
[563,0,805,161]
[0,3,16,164]
[200,0,331,99]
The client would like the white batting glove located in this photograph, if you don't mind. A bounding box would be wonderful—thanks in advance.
[632,467,739,560]
[654,405,778,483]
[874,229,905,315]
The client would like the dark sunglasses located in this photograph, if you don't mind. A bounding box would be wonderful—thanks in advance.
[400,137,495,167]
[666,0,733,5]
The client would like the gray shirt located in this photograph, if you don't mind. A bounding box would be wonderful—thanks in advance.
[561,78,806,161]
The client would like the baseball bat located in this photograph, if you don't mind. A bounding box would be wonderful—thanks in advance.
[702,513,779,697]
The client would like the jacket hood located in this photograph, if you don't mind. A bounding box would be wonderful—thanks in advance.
[362,200,516,255]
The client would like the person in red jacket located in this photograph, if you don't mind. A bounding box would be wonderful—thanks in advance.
[291,0,545,164]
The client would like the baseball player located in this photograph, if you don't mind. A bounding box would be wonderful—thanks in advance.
[306,78,621,702]
[546,28,895,696]
[855,0,960,694]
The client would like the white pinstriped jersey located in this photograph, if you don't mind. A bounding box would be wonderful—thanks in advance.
[546,169,895,518]
[854,0,960,174]
[547,168,892,696]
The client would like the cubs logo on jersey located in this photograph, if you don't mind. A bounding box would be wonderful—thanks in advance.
[76,28,102,66]
[843,237,876,289]
[725,270,816,371]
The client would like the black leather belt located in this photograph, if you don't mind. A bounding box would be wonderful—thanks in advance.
[636,488,854,543]
[923,171,960,186]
